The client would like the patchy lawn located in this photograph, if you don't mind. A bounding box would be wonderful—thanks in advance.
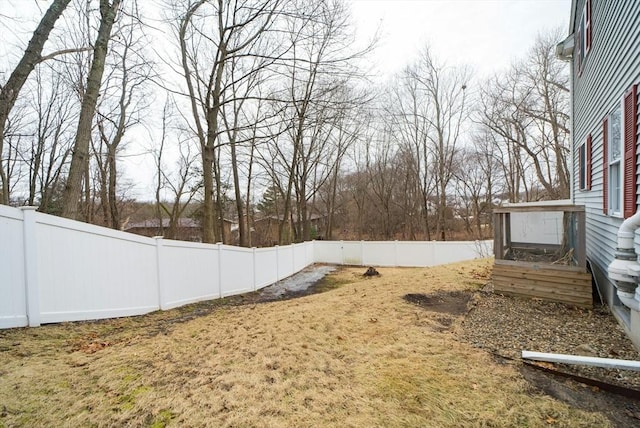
[0,259,612,427]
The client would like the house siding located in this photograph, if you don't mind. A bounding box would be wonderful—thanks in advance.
[571,0,640,342]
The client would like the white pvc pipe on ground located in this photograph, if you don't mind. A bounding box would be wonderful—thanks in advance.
[522,351,640,371]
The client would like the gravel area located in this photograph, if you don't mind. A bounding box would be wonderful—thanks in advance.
[459,284,640,389]
[458,283,640,428]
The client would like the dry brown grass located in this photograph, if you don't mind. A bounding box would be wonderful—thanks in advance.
[0,259,610,427]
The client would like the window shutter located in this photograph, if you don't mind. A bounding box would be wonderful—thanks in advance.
[623,84,638,219]
[586,134,592,189]
[579,144,585,189]
[603,118,608,214]
[586,0,592,52]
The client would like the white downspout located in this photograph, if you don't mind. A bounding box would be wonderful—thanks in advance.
[608,211,640,311]
[617,211,640,249]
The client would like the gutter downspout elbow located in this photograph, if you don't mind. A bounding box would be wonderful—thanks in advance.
[609,211,640,311]
[617,211,640,249]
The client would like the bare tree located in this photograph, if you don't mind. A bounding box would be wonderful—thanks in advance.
[153,101,201,239]
[174,0,283,243]
[521,29,570,198]
[477,29,570,202]
[92,4,153,229]
[0,0,71,204]
[317,97,364,240]
[62,0,122,219]
[453,147,492,239]
[269,0,373,243]
[26,65,76,212]
[385,73,435,239]
[404,47,470,240]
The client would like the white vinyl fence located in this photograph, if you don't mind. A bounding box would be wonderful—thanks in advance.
[0,205,491,328]
[313,240,492,266]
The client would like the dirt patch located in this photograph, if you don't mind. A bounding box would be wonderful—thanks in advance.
[403,290,471,315]
[519,365,640,428]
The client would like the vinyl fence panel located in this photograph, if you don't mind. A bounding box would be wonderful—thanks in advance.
[293,243,307,272]
[34,214,158,323]
[158,240,220,309]
[431,241,490,266]
[277,245,294,280]
[314,240,492,267]
[0,206,27,328]
[396,241,433,267]
[305,241,314,265]
[341,241,362,265]
[254,248,278,289]
[313,241,343,264]
[362,242,395,266]
[220,245,254,297]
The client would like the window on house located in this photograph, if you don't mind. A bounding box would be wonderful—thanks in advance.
[576,0,592,74]
[579,135,593,191]
[585,0,592,53]
[576,18,584,71]
[578,143,586,190]
[608,104,623,215]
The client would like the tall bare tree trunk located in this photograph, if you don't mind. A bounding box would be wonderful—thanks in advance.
[62,0,121,219]
[107,145,119,229]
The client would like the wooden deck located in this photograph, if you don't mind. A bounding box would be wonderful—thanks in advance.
[493,259,592,308]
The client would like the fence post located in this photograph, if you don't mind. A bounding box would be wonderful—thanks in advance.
[20,207,40,327]
[311,241,315,265]
[431,240,437,267]
[394,240,399,267]
[217,243,223,298]
[252,247,257,291]
[292,243,295,272]
[275,245,280,280]
[360,240,365,266]
[154,237,166,310]
[340,240,344,265]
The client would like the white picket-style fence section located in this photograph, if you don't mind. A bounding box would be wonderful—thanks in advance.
[1,204,491,329]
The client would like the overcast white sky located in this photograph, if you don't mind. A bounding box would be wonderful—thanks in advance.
[1,0,573,200]
[351,0,571,79]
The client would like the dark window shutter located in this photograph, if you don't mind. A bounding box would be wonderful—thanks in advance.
[586,0,592,52]
[586,134,592,190]
[603,118,608,214]
[623,84,638,219]
[579,144,585,189]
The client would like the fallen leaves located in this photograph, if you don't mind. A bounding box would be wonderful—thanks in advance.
[68,333,112,354]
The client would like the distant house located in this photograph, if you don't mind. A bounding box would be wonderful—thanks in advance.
[253,213,326,246]
[124,218,202,241]
[558,1,640,346]
[125,218,233,242]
